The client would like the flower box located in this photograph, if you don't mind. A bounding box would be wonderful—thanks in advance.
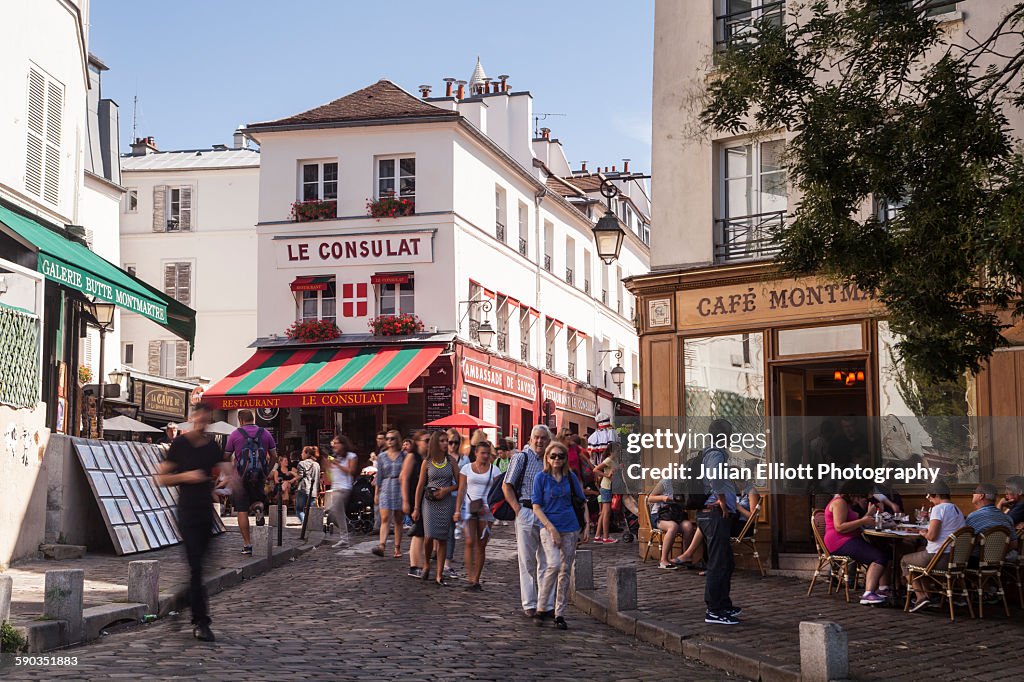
[367,196,415,218]
[285,319,341,342]
[290,199,337,222]
[368,313,424,336]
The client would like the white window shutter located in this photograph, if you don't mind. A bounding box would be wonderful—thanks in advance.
[176,262,191,306]
[163,263,176,298]
[42,80,62,205]
[179,186,193,231]
[25,134,43,196]
[152,185,167,232]
[175,341,189,378]
[148,340,161,374]
[25,68,46,197]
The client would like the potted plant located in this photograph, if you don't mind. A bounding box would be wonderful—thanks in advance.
[368,313,424,336]
[290,199,338,222]
[78,365,93,384]
[285,319,341,342]
[367,195,415,218]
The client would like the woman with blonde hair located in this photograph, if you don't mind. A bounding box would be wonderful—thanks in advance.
[454,439,500,590]
[532,441,589,629]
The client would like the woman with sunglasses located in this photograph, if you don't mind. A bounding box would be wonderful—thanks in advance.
[454,439,500,590]
[372,429,406,558]
[443,428,465,577]
[414,430,458,585]
[532,441,590,630]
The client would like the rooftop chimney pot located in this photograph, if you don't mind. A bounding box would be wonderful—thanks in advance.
[623,159,630,172]
[443,77,456,97]
[540,127,551,140]
[419,84,432,98]
[499,74,509,92]
[581,161,587,172]
[456,80,467,100]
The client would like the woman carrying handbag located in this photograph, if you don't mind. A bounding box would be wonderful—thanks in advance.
[454,439,500,591]
[413,431,458,586]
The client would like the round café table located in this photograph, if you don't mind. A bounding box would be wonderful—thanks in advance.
[864,526,926,593]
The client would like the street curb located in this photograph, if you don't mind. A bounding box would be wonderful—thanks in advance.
[571,588,800,682]
[16,537,325,652]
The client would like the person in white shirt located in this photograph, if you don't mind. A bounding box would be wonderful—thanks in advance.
[327,435,359,548]
[454,439,500,591]
[901,481,966,612]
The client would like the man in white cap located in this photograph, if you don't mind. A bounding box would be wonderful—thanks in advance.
[587,412,618,457]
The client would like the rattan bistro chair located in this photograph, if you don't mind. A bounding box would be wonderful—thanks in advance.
[731,500,765,577]
[1003,527,1024,608]
[904,526,975,622]
[638,494,662,562]
[965,526,1012,618]
[808,509,864,602]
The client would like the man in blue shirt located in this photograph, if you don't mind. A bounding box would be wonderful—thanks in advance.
[967,483,1018,563]
[503,425,553,618]
[697,418,741,625]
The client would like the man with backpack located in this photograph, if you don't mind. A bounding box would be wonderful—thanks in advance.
[224,409,277,555]
[697,418,741,626]
[502,424,554,619]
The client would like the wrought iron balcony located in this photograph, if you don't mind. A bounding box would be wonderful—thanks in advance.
[584,279,591,294]
[586,369,592,384]
[543,254,552,272]
[714,1,783,51]
[713,210,784,264]
[545,352,554,370]
[519,237,528,256]
[565,268,574,286]
[601,289,608,305]
[567,361,576,378]
[496,221,505,242]
[521,342,529,360]
[497,334,507,353]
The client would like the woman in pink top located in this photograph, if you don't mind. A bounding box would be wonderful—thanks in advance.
[825,481,890,605]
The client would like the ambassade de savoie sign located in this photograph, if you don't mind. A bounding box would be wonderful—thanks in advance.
[275,230,434,269]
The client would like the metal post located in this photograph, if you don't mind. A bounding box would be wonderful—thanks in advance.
[277,488,284,547]
[97,327,106,439]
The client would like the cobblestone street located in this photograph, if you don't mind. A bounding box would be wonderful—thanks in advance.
[7,528,733,681]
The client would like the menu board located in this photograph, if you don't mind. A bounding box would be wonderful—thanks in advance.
[425,385,453,424]
[72,438,225,556]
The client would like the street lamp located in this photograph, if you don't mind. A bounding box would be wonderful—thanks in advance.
[598,349,626,392]
[594,178,626,265]
[458,299,495,347]
[87,301,116,439]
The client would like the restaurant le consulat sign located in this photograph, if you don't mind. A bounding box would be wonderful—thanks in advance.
[275,230,435,269]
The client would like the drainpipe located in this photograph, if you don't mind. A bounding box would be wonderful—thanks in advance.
[533,186,548,373]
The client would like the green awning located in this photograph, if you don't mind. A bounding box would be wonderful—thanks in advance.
[0,203,196,345]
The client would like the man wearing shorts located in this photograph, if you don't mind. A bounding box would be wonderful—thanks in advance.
[224,410,277,555]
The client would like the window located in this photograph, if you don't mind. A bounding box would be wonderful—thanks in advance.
[716,1,784,50]
[153,185,192,232]
[567,330,578,378]
[877,194,908,224]
[125,189,138,213]
[301,279,337,324]
[496,295,509,353]
[545,320,557,371]
[565,237,575,286]
[923,1,957,17]
[25,66,63,205]
[495,186,507,242]
[615,265,624,315]
[640,218,650,246]
[377,157,415,199]
[123,343,134,365]
[543,220,554,272]
[518,202,529,257]
[520,307,531,361]
[377,276,414,316]
[163,262,192,306]
[150,340,190,378]
[717,139,787,262]
[468,282,483,341]
[601,262,610,305]
[583,250,592,294]
[301,161,338,202]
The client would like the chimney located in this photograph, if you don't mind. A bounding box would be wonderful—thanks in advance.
[443,77,456,97]
[456,80,467,99]
[233,127,246,149]
[499,74,509,92]
[130,136,158,156]
[612,165,617,172]
[419,84,432,98]
[540,127,551,140]
[482,77,492,95]
[581,161,587,172]
[623,159,630,173]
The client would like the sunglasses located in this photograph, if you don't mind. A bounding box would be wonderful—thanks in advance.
[548,454,567,460]
[386,437,397,441]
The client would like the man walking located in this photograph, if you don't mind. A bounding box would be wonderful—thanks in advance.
[697,418,741,625]
[503,425,554,618]
[224,410,276,555]
[156,402,226,642]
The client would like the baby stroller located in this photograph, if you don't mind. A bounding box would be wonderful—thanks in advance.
[611,494,639,543]
[346,472,376,534]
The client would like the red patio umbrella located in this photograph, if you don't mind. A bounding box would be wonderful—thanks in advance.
[424,413,499,429]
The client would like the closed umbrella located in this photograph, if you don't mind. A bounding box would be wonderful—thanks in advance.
[424,413,499,429]
[103,415,162,433]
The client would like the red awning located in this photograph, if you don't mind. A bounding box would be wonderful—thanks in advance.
[290,276,331,292]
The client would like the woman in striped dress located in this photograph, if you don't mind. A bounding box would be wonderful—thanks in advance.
[372,430,406,558]
[413,431,458,586]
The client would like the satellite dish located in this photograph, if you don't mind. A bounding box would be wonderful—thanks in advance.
[256,407,279,421]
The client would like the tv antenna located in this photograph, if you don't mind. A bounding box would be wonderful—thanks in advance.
[534,113,566,138]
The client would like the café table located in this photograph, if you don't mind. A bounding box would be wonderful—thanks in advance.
[864,525,926,594]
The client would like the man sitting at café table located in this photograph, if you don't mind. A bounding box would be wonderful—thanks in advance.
[966,483,1018,565]
[997,476,1024,530]
[901,481,966,613]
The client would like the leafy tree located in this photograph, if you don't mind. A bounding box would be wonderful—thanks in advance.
[701,0,1024,382]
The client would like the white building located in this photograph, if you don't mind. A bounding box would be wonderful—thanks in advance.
[205,63,650,454]
[119,134,259,390]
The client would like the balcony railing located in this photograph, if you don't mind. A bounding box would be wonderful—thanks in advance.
[715,1,783,51]
[497,334,507,353]
[496,221,505,242]
[521,342,529,360]
[584,279,591,294]
[565,268,574,286]
[543,254,552,272]
[519,238,528,256]
[469,319,480,342]
[586,369,592,384]
[567,361,576,378]
[545,352,554,370]
[616,299,623,315]
[714,210,784,263]
[601,289,608,304]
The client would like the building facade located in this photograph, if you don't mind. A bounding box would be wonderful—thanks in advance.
[633,0,1024,567]
[205,66,650,456]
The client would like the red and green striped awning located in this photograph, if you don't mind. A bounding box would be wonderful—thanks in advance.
[204,345,443,410]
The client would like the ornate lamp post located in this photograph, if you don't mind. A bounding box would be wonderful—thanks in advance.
[87,301,116,438]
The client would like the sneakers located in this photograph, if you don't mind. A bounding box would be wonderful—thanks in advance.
[554,616,568,630]
[704,610,739,625]
[193,624,215,642]
[724,606,742,617]
[860,591,886,605]
[534,610,554,627]
[523,608,536,618]
[877,586,893,598]
[909,597,932,613]
[241,545,253,555]
[407,567,424,579]
[602,537,619,544]
[454,526,463,540]
[442,566,459,579]
[593,537,605,544]
[253,504,265,527]
[658,562,679,570]
[332,538,350,549]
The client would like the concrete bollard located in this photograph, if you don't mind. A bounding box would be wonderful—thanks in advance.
[127,560,160,614]
[252,524,273,558]
[305,507,324,533]
[799,621,848,682]
[270,504,287,529]
[0,574,12,623]
[572,550,594,592]
[43,569,84,644]
[607,564,637,612]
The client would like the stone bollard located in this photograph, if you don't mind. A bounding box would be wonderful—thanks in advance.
[127,560,160,614]
[572,550,594,592]
[270,504,287,529]
[607,564,637,612]
[799,621,848,682]
[252,524,273,559]
[43,569,84,644]
[305,507,324,534]
[0,574,12,623]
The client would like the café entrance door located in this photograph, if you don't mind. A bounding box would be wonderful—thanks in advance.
[771,361,870,554]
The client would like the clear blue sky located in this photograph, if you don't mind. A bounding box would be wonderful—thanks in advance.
[90,0,654,172]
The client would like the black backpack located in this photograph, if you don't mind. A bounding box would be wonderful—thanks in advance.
[679,450,710,510]
[234,427,269,483]
[489,452,528,521]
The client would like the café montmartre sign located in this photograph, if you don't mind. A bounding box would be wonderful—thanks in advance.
[275,230,434,269]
